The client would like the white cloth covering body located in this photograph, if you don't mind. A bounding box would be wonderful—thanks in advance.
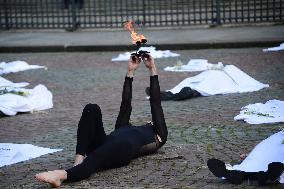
[232,130,284,183]
[0,76,29,88]
[0,61,46,75]
[0,84,53,116]
[112,46,180,61]
[168,65,269,96]
[0,143,62,167]
[234,100,284,124]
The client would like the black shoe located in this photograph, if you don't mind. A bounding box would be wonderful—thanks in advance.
[145,87,150,96]
[0,111,5,118]
[257,162,284,186]
[207,158,226,178]
[207,158,245,185]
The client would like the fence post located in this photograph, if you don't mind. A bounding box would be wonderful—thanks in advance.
[71,0,77,30]
[142,0,146,26]
[215,0,221,25]
[3,0,9,29]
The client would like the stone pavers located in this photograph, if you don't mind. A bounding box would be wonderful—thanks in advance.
[0,48,283,188]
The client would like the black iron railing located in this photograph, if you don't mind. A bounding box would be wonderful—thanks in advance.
[0,0,283,30]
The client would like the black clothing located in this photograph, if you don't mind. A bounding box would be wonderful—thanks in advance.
[63,0,84,9]
[66,75,167,182]
[146,86,201,101]
[0,111,5,118]
[207,158,284,186]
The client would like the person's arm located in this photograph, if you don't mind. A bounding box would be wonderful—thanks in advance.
[115,56,140,129]
[143,55,168,145]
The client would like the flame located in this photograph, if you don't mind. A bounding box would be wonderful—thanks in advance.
[124,21,146,44]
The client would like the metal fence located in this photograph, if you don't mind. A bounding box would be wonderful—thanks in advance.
[1,0,283,30]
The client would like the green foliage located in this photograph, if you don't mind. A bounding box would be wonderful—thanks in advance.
[0,88,29,96]
[244,111,274,118]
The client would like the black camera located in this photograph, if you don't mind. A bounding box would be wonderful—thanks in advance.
[131,50,150,61]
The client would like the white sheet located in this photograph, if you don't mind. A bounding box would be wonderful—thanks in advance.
[0,76,29,88]
[263,43,284,52]
[167,65,269,96]
[164,59,224,72]
[112,46,180,61]
[232,130,284,183]
[0,61,47,75]
[0,84,53,116]
[234,100,284,124]
[0,143,62,167]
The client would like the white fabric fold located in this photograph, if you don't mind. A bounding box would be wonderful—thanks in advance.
[234,100,284,124]
[0,76,29,88]
[112,46,180,61]
[263,43,284,52]
[0,143,62,167]
[0,84,53,116]
[167,65,269,96]
[232,130,284,183]
[0,61,47,75]
[164,59,224,72]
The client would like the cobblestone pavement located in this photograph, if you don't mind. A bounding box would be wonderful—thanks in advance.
[0,48,283,189]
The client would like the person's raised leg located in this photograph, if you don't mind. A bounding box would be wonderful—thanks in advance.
[75,103,106,165]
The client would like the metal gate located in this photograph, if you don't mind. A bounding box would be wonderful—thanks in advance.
[1,0,283,30]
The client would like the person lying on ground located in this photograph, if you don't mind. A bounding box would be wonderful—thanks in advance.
[35,54,168,187]
[207,130,284,186]
[145,86,201,101]
[145,64,268,101]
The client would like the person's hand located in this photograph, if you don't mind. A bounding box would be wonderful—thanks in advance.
[127,55,141,77]
[143,53,154,69]
[142,54,157,76]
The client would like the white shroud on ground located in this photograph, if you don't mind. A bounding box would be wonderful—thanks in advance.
[234,100,284,124]
[0,76,29,88]
[263,43,284,52]
[167,65,269,96]
[0,85,53,116]
[232,130,284,183]
[0,76,53,116]
[0,61,47,75]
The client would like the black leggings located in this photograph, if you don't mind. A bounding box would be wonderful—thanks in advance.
[67,106,134,181]
[66,75,167,182]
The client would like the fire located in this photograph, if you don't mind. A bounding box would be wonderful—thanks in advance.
[124,21,146,44]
